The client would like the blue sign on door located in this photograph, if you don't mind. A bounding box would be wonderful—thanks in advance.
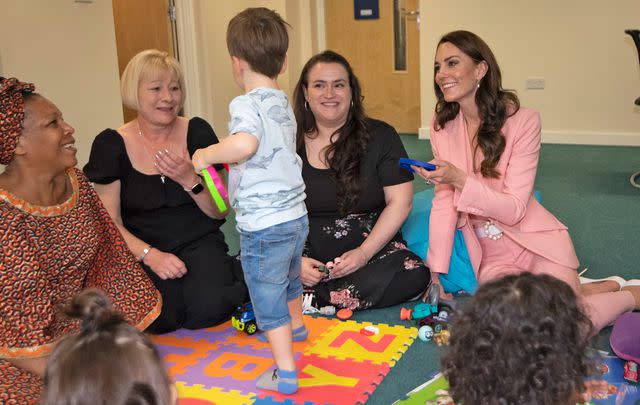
[354,0,379,20]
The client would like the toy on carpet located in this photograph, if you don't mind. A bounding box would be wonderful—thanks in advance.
[610,312,640,383]
[433,329,450,346]
[623,362,638,384]
[417,325,434,342]
[201,165,228,212]
[360,325,380,336]
[302,291,336,316]
[393,372,451,405]
[336,308,353,321]
[400,284,453,343]
[231,302,259,335]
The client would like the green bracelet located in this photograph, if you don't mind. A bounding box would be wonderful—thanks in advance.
[202,167,228,212]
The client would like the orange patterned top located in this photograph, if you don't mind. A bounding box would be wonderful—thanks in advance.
[0,168,161,404]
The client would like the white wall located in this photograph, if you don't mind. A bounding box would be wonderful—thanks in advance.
[194,0,317,137]
[0,0,123,166]
[286,0,318,91]
[419,0,640,145]
[195,0,308,138]
[4,0,635,164]
[0,0,318,170]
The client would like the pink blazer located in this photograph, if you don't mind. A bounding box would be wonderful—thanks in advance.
[426,107,579,276]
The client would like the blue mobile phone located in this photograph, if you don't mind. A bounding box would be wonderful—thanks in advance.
[399,158,437,173]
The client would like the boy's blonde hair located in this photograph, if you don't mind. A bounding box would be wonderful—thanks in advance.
[120,49,185,110]
[226,8,290,78]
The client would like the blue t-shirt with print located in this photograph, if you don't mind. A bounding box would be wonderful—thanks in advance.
[227,87,307,232]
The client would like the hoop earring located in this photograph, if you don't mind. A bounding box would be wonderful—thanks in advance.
[304,101,309,111]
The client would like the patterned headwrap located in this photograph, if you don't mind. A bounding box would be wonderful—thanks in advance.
[0,77,36,164]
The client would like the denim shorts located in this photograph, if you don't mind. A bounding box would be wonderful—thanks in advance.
[239,215,309,331]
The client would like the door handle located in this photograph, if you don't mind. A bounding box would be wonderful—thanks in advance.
[402,7,420,30]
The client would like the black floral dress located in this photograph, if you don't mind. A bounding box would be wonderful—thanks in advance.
[301,119,430,310]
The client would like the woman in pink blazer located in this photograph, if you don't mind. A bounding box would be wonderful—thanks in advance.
[413,30,638,333]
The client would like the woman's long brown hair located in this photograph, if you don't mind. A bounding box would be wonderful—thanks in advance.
[434,30,520,178]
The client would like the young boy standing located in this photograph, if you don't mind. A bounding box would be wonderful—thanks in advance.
[192,8,308,395]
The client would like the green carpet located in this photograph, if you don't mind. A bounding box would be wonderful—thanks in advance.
[220,136,640,404]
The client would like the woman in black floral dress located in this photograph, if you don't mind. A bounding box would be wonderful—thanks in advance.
[292,51,430,310]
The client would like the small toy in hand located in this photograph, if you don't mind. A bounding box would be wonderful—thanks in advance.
[201,165,228,212]
[399,157,437,173]
[231,302,258,335]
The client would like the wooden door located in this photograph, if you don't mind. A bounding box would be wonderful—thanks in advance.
[325,0,420,134]
[112,0,175,123]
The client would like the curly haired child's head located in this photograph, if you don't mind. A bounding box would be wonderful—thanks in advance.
[42,289,174,405]
[442,273,593,405]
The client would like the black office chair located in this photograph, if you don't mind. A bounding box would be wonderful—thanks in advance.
[625,29,640,188]
[625,29,640,106]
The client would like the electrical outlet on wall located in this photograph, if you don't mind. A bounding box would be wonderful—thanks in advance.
[526,78,545,90]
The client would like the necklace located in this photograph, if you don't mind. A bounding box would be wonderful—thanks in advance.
[305,135,331,168]
[137,122,173,184]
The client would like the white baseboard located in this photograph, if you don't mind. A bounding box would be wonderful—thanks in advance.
[541,130,640,146]
[418,127,640,146]
[418,127,429,140]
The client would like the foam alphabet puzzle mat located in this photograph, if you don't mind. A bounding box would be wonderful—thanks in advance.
[152,316,417,405]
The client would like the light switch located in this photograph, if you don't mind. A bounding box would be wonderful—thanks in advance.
[526,78,545,90]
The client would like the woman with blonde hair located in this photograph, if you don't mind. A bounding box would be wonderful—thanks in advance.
[85,49,247,333]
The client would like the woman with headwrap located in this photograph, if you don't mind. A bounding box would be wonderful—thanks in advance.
[0,77,162,404]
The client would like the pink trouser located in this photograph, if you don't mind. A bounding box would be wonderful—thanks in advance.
[476,232,635,333]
